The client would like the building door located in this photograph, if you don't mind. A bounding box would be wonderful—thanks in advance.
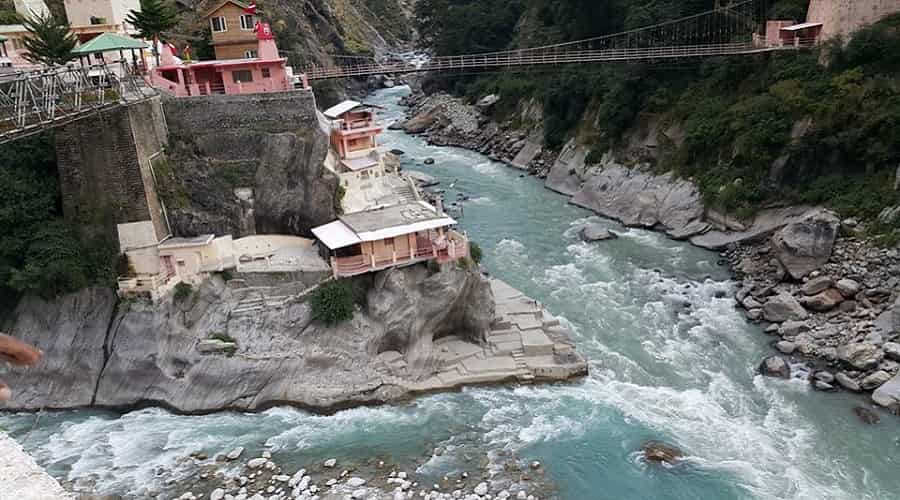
[161,256,176,277]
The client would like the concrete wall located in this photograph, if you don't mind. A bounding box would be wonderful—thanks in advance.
[807,0,900,39]
[55,96,168,242]
[163,89,317,134]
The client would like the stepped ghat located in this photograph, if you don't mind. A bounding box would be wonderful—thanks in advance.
[380,279,588,392]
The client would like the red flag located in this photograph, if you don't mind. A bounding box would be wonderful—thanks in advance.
[244,2,257,14]
[166,42,178,55]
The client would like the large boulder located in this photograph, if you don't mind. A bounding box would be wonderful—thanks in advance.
[640,441,683,464]
[837,342,884,371]
[579,224,619,242]
[759,356,791,379]
[872,373,900,413]
[763,292,809,322]
[801,276,833,296]
[799,289,844,312]
[861,370,893,391]
[770,209,840,280]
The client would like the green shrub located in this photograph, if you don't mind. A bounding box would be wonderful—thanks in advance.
[311,280,354,326]
[427,259,442,274]
[469,241,483,264]
[173,282,193,302]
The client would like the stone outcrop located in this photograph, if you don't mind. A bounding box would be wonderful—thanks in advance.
[579,224,618,242]
[770,209,840,280]
[1,265,584,413]
[759,355,791,379]
[161,91,337,239]
[873,373,900,413]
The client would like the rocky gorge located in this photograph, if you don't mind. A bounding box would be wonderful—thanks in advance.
[0,264,585,414]
[393,88,900,415]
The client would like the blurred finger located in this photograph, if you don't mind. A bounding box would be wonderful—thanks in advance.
[0,380,10,401]
[0,334,42,366]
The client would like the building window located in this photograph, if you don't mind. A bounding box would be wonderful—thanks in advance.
[240,14,256,30]
[210,16,227,32]
[232,70,253,83]
[261,67,270,78]
[244,49,258,58]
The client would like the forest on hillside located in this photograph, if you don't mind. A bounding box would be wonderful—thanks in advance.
[414,0,900,239]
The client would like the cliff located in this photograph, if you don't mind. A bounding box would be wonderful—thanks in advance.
[0,265,492,413]
[159,90,338,239]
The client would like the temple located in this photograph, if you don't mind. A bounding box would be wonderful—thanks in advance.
[148,21,304,96]
[313,101,469,278]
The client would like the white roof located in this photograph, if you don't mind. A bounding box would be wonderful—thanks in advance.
[323,100,363,119]
[780,22,823,32]
[341,156,378,171]
[312,220,362,250]
[354,217,456,243]
[158,234,215,249]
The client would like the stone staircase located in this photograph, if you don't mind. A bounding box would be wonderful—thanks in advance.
[229,278,332,318]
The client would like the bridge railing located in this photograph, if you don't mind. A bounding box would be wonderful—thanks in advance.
[0,61,156,144]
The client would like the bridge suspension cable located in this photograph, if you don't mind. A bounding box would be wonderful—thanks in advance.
[304,0,804,80]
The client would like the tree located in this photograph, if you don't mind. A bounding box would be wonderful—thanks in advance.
[126,0,178,65]
[20,12,77,66]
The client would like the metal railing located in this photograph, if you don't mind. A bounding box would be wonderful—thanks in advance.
[0,60,157,144]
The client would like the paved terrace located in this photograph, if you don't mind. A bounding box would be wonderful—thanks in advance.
[380,279,588,391]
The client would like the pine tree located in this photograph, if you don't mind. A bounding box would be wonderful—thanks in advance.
[21,12,77,66]
[126,0,178,65]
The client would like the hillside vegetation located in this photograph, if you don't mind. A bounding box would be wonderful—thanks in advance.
[415,0,900,235]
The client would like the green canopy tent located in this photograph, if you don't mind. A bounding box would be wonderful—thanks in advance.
[71,32,149,69]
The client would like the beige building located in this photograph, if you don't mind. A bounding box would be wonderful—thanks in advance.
[204,0,259,60]
[807,0,900,40]
[64,0,141,32]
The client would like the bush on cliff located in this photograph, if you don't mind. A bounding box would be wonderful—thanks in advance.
[469,241,483,264]
[311,280,355,326]
[0,133,117,303]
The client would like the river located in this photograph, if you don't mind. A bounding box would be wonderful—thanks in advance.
[2,86,899,500]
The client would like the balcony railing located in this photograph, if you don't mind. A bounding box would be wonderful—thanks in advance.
[330,230,469,278]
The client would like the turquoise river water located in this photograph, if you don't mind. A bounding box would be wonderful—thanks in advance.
[2,86,899,500]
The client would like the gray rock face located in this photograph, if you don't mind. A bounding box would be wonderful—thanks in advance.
[1,265,495,413]
[837,342,884,371]
[872,373,900,412]
[568,164,708,240]
[763,293,809,322]
[759,356,791,379]
[579,224,618,242]
[1,287,117,408]
[770,209,840,280]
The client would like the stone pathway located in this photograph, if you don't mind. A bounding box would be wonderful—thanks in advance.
[393,279,587,392]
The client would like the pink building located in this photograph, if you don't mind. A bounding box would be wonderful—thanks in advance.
[149,22,306,96]
[765,20,824,47]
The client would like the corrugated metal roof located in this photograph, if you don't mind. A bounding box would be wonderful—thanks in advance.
[323,100,363,119]
[780,22,823,32]
[312,220,362,250]
[71,33,148,55]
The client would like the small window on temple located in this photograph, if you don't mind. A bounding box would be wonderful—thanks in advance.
[261,67,271,78]
[210,16,227,32]
[232,70,253,83]
[240,14,256,30]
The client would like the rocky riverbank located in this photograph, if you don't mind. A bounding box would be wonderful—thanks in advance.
[393,88,900,416]
[726,211,900,413]
[0,264,585,414]
[114,445,558,500]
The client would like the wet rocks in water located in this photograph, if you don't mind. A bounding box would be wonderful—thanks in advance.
[776,341,796,354]
[835,372,861,392]
[861,370,892,391]
[323,458,337,468]
[853,406,881,425]
[390,149,405,156]
[872,373,900,412]
[640,441,683,464]
[759,356,791,379]
[579,224,619,242]
[423,158,435,165]
[225,447,244,461]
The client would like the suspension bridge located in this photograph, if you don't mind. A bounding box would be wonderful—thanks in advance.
[303,0,813,80]
[1,0,814,144]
